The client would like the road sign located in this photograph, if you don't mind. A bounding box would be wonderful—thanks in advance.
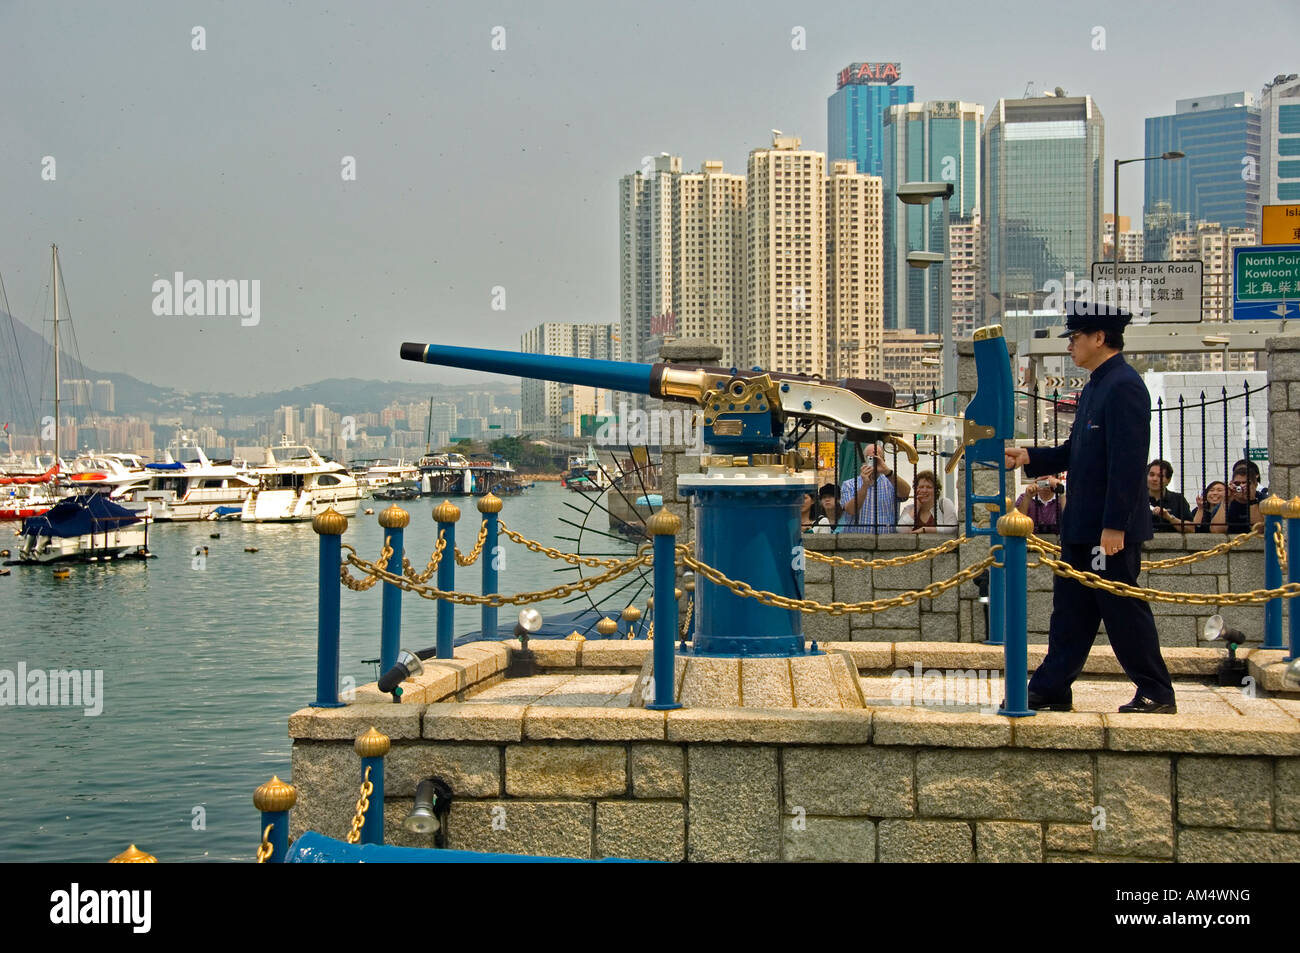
[1247,447,1268,461]
[1091,260,1203,324]
[1261,205,1300,245]
[1232,245,1300,320]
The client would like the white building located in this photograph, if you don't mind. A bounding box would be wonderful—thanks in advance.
[1260,73,1300,214]
[826,159,884,380]
[520,323,617,438]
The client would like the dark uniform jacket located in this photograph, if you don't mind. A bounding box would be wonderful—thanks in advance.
[1024,353,1153,546]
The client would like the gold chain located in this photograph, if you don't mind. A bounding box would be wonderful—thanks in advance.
[1026,542,1300,605]
[680,596,693,639]
[342,544,652,606]
[679,551,995,615]
[341,538,395,591]
[1276,524,1288,571]
[403,532,447,583]
[1027,525,1263,570]
[454,520,490,566]
[256,824,273,864]
[345,766,373,845]
[498,521,637,568]
[805,534,969,569]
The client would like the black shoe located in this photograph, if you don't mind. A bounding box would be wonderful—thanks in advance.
[999,692,1072,712]
[1117,694,1177,714]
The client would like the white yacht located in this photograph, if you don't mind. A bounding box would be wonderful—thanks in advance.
[136,447,259,521]
[62,453,152,510]
[241,441,363,522]
[357,458,420,491]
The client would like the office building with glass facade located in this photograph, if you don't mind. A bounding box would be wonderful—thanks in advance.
[827,63,914,177]
[1144,92,1260,232]
[1260,74,1300,210]
[881,100,982,332]
[983,95,1104,318]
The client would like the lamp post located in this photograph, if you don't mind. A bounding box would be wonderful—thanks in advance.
[1111,152,1184,308]
[899,182,956,501]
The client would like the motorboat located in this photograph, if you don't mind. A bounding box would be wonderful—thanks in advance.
[416,451,522,496]
[561,446,612,493]
[16,493,149,563]
[0,461,60,520]
[61,453,152,511]
[356,458,419,491]
[240,441,364,522]
[135,447,259,521]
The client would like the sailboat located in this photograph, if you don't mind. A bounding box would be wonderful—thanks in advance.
[12,246,150,562]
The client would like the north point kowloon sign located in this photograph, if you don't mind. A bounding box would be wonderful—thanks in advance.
[837,62,902,86]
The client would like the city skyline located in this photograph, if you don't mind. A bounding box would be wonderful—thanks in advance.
[2,1,1297,395]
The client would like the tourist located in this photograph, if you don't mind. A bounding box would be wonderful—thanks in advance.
[1225,460,1265,533]
[1147,459,1193,533]
[899,470,958,533]
[799,492,817,532]
[1014,473,1065,535]
[1190,481,1228,533]
[810,483,841,534]
[838,440,910,534]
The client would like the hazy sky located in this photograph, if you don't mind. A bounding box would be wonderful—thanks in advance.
[1,0,1296,394]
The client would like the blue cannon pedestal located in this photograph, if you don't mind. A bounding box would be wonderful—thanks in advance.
[679,468,815,658]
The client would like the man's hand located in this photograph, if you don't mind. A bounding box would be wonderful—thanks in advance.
[1005,447,1030,470]
[1100,528,1125,557]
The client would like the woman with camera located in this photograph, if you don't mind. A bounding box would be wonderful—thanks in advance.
[1015,472,1065,534]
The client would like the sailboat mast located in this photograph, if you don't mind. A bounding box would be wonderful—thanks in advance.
[425,396,433,452]
[52,244,59,466]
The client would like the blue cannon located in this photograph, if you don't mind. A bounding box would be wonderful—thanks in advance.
[400,331,1013,658]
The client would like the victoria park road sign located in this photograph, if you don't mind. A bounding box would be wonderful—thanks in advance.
[1233,244,1300,320]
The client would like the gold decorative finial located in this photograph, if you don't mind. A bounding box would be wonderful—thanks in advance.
[973,325,1004,341]
[432,500,462,523]
[997,510,1035,537]
[646,510,682,536]
[253,775,298,812]
[109,845,158,863]
[596,617,619,636]
[1260,494,1286,517]
[622,605,642,622]
[684,578,696,592]
[477,493,503,514]
[564,630,586,642]
[312,507,348,536]
[354,726,391,758]
[1284,497,1300,519]
[378,505,410,529]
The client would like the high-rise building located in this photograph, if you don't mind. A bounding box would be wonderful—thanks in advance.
[93,380,115,413]
[520,323,616,438]
[619,155,745,367]
[743,134,826,376]
[63,379,92,406]
[1144,92,1260,233]
[826,160,884,380]
[983,94,1105,316]
[880,329,942,397]
[827,62,914,177]
[1168,222,1257,326]
[948,217,984,339]
[1260,73,1300,210]
[881,100,983,332]
[1143,201,1194,261]
[1103,214,1144,262]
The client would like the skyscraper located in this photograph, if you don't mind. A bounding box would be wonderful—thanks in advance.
[826,160,884,381]
[1144,92,1260,233]
[743,133,826,376]
[1260,73,1300,211]
[619,155,678,365]
[827,62,914,177]
[983,94,1104,316]
[520,323,616,438]
[881,100,983,332]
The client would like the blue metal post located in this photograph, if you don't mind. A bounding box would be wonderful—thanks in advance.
[1262,497,1285,651]
[253,776,297,864]
[996,511,1034,717]
[434,501,460,658]
[478,494,502,639]
[312,508,347,708]
[378,506,409,674]
[646,510,682,710]
[355,728,390,847]
[1287,498,1300,662]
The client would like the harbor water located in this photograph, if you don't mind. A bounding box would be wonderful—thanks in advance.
[0,483,645,862]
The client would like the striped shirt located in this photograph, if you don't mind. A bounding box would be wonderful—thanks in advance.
[837,474,899,534]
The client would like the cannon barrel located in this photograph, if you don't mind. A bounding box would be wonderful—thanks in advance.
[402,342,656,397]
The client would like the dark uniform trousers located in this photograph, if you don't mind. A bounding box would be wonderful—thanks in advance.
[1028,541,1175,705]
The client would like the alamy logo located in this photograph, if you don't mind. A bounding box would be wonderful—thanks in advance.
[0,664,103,716]
[50,883,151,933]
[594,401,702,452]
[151,272,260,326]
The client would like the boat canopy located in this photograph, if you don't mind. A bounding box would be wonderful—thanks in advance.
[21,493,142,538]
[145,461,187,470]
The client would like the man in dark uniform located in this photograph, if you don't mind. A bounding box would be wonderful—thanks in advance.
[1005,302,1176,713]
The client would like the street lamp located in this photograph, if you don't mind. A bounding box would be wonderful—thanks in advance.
[1202,333,1231,372]
[897,182,956,500]
[1112,151,1185,307]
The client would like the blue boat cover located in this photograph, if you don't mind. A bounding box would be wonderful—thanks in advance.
[144,461,187,470]
[21,493,142,538]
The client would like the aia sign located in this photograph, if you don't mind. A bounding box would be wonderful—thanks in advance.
[837,62,902,87]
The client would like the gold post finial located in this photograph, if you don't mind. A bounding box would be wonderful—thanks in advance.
[312,507,348,535]
[1260,494,1286,517]
[646,510,682,536]
[596,617,619,636]
[253,775,298,812]
[997,510,1035,537]
[109,844,158,863]
[477,493,503,514]
[354,726,392,758]
[1284,497,1300,519]
[378,504,411,529]
[621,605,642,622]
[433,500,462,523]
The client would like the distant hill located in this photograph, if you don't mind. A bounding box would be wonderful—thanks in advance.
[0,308,515,429]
